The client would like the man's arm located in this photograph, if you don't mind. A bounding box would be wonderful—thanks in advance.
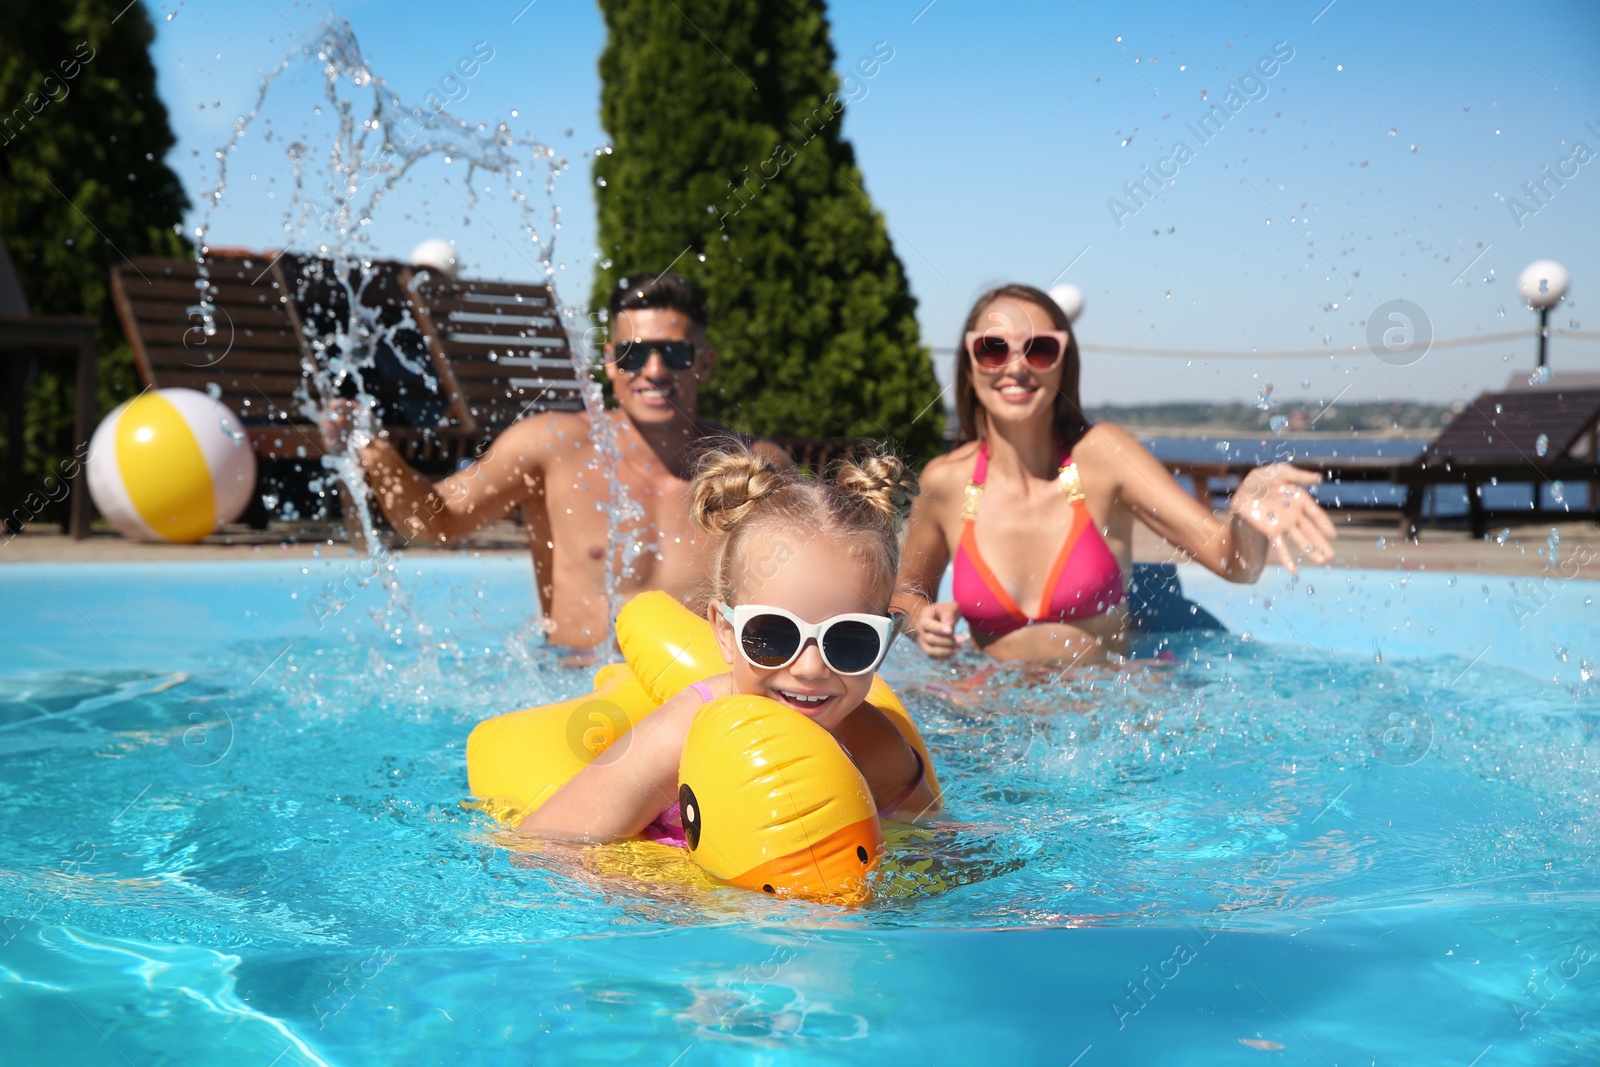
[323,401,564,544]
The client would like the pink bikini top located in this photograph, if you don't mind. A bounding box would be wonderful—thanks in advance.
[642,682,926,848]
[951,440,1125,638]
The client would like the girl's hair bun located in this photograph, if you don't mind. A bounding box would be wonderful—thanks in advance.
[690,449,785,535]
[831,451,918,527]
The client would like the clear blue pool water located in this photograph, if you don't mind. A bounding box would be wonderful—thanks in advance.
[2,558,1598,1064]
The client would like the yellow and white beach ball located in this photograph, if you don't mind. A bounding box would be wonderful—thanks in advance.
[86,388,257,543]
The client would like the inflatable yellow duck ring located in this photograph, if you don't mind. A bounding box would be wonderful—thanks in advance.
[467,592,940,903]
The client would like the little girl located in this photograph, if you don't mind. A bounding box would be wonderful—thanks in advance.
[519,447,940,842]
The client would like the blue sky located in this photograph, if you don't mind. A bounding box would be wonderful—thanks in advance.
[150,0,1600,407]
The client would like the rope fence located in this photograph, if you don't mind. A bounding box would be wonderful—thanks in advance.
[930,330,1600,362]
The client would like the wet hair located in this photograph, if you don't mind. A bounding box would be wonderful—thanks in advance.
[690,446,918,612]
[953,283,1089,446]
[607,270,709,328]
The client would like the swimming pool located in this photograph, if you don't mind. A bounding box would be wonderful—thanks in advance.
[2,557,1596,1064]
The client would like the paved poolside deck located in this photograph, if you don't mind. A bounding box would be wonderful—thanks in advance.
[5,517,1598,579]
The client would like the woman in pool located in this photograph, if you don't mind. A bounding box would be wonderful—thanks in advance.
[895,283,1337,666]
[519,448,939,841]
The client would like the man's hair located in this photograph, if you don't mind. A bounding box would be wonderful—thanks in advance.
[607,271,709,327]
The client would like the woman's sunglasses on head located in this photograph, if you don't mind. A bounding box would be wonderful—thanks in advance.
[609,338,697,373]
[965,330,1068,373]
[717,602,899,677]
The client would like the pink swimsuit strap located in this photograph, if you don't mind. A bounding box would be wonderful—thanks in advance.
[952,439,1126,637]
[640,682,716,848]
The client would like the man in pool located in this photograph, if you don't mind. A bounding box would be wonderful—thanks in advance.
[321,271,789,656]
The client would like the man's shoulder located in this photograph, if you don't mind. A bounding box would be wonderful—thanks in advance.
[685,420,797,469]
[501,407,592,445]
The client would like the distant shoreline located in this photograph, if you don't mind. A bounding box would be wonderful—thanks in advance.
[1120,426,1437,441]
[1082,400,1455,437]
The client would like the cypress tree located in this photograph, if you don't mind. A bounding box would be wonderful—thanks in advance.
[1,0,189,528]
[591,0,943,461]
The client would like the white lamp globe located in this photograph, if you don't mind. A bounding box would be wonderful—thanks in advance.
[1048,283,1085,323]
[1518,260,1569,309]
[410,239,459,279]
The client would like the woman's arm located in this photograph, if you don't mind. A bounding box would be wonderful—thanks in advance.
[1089,423,1335,581]
[893,461,961,657]
[517,689,701,840]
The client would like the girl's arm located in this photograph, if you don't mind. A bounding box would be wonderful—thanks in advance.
[1087,423,1335,581]
[517,688,702,840]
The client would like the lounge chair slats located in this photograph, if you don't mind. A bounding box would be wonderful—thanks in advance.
[1421,387,1600,467]
[109,249,583,530]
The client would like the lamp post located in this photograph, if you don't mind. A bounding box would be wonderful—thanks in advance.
[1517,259,1570,369]
[1048,283,1085,324]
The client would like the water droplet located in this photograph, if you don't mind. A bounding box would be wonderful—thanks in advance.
[1536,433,1550,456]
[1253,384,1275,411]
[205,382,222,399]
[1545,528,1560,561]
[1580,659,1594,683]
[1375,537,1388,549]
[1269,414,1289,431]
[1528,365,1552,386]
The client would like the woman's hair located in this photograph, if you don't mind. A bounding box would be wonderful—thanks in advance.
[690,446,918,612]
[953,283,1089,446]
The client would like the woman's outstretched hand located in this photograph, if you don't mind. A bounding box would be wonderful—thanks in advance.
[1229,464,1338,575]
[908,600,964,659]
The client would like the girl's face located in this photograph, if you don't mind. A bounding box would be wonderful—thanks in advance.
[710,528,887,733]
[966,295,1066,433]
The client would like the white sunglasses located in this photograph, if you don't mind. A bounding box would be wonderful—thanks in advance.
[717,602,898,676]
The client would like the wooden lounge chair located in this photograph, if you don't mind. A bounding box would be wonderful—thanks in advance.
[1398,380,1600,538]
[0,236,98,539]
[109,250,584,526]
[1161,382,1600,539]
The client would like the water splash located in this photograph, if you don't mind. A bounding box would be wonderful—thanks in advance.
[188,19,613,653]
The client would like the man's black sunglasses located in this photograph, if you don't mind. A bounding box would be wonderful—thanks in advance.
[608,339,696,373]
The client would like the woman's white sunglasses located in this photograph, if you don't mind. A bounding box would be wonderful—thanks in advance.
[716,602,898,676]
